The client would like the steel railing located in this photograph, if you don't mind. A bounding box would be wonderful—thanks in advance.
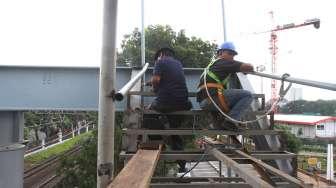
[250,71,336,91]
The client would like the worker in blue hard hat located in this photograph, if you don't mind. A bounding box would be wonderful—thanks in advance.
[196,41,254,131]
[217,41,238,56]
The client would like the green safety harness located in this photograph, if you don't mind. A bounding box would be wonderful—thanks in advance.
[199,59,231,112]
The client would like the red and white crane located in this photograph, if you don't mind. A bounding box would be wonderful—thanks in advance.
[265,11,320,106]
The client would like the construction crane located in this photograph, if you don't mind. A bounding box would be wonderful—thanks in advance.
[265,11,320,106]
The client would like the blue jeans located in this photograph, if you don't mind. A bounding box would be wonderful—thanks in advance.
[199,89,252,120]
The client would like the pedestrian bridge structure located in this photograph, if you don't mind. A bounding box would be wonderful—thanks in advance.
[1,65,334,188]
[0,65,202,111]
[0,65,202,188]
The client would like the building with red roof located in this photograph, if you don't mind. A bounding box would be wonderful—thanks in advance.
[274,114,336,138]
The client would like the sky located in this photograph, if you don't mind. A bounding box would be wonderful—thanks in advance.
[0,0,335,101]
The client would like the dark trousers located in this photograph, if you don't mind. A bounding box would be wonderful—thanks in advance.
[145,99,192,170]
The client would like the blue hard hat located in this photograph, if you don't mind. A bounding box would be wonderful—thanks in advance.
[218,42,238,55]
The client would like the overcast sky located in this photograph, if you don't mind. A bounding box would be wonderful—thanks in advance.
[0,0,335,101]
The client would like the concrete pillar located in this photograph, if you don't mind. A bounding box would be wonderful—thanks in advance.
[0,144,25,188]
[13,112,24,143]
[0,111,25,188]
[327,143,334,180]
[97,0,118,186]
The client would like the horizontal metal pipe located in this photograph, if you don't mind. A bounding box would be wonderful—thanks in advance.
[115,63,149,101]
[249,71,336,91]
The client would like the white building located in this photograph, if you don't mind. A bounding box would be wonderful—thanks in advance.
[274,114,336,139]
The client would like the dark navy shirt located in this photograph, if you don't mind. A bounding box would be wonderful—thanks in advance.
[153,57,189,105]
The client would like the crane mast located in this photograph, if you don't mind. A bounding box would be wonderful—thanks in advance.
[267,11,320,107]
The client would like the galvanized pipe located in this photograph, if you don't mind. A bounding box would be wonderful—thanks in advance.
[115,63,149,101]
[141,0,145,66]
[97,0,118,187]
[249,71,336,91]
[221,0,227,41]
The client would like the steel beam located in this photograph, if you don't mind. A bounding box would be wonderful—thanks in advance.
[129,91,264,99]
[208,146,274,188]
[120,151,295,161]
[150,183,251,188]
[123,128,280,136]
[151,177,244,183]
[0,66,203,111]
[120,151,214,161]
[235,150,312,188]
[143,109,204,115]
[142,109,265,116]
[251,151,296,160]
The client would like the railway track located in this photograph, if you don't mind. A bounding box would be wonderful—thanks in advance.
[24,146,81,188]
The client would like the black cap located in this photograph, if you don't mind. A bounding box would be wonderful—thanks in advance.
[154,47,175,61]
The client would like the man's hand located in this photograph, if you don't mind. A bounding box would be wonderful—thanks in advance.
[151,75,161,87]
[240,63,254,73]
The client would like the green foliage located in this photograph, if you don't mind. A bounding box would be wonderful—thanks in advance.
[56,113,124,187]
[301,138,330,146]
[276,125,302,153]
[301,145,326,153]
[57,130,98,188]
[24,111,98,147]
[118,25,217,68]
[280,99,336,116]
[24,132,90,166]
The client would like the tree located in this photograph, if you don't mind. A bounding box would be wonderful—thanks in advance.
[280,100,336,116]
[117,25,217,68]
[276,125,302,153]
[56,113,124,187]
[57,130,98,187]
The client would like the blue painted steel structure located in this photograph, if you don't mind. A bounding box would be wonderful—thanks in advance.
[0,65,202,111]
[0,65,299,188]
[0,65,202,188]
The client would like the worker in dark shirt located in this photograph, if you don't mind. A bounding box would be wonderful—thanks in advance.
[197,42,254,130]
[149,47,191,112]
[147,47,192,173]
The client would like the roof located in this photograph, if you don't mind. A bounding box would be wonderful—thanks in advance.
[274,114,336,125]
